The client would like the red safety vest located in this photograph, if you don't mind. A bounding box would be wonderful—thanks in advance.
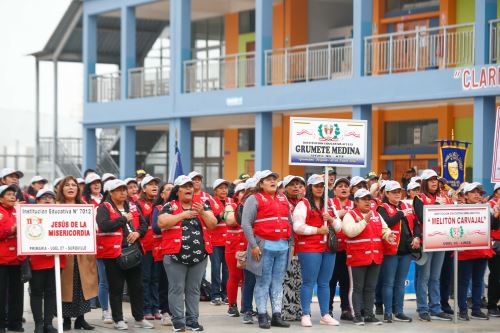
[137,199,154,252]
[331,197,353,252]
[0,205,26,265]
[209,197,233,247]
[295,199,333,253]
[380,202,415,255]
[370,198,381,211]
[160,200,213,255]
[152,205,164,262]
[30,255,66,271]
[457,202,495,260]
[193,191,213,205]
[253,192,291,241]
[345,209,384,267]
[225,202,247,254]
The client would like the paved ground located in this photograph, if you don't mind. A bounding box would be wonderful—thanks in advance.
[20,287,499,333]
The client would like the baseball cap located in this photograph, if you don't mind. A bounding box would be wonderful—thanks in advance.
[277,181,283,188]
[350,176,367,188]
[333,177,349,188]
[366,171,378,180]
[463,182,485,195]
[283,175,305,187]
[76,178,85,184]
[494,183,500,192]
[107,179,127,192]
[245,177,258,189]
[124,177,138,185]
[85,174,101,185]
[141,175,161,189]
[420,169,438,180]
[174,175,193,187]
[410,176,422,183]
[438,177,448,184]
[328,168,337,175]
[102,173,116,183]
[239,173,250,181]
[407,181,421,191]
[136,169,147,177]
[188,171,203,180]
[256,170,279,182]
[354,188,372,199]
[0,168,24,179]
[53,177,63,188]
[213,179,230,190]
[31,175,48,184]
[36,188,56,199]
[234,183,247,194]
[307,174,325,186]
[0,184,17,196]
[384,180,402,192]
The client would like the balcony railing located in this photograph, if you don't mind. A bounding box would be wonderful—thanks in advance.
[89,72,121,102]
[184,52,255,93]
[365,23,474,75]
[265,40,353,85]
[128,66,170,98]
[490,19,500,63]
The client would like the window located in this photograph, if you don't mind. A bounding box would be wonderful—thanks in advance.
[385,0,439,17]
[239,10,255,34]
[192,16,225,60]
[238,129,255,151]
[191,131,224,190]
[384,120,438,150]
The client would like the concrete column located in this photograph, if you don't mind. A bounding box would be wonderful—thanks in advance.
[170,0,191,95]
[168,118,192,175]
[255,0,273,85]
[82,127,97,173]
[473,96,496,193]
[255,112,273,171]
[119,125,136,178]
[121,6,136,99]
[475,0,497,65]
[353,0,373,78]
[83,13,97,102]
[352,105,372,177]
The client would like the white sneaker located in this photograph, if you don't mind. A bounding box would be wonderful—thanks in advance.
[301,315,313,327]
[102,310,113,324]
[134,320,154,329]
[114,321,128,330]
[161,313,173,326]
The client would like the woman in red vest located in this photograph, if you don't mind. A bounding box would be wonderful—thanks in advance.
[293,174,341,327]
[0,184,26,333]
[488,183,500,317]
[96,179,152,330]
[241,170,292,329]
[377,181,420,323]
[342,188,395,326]
[457,182,495,320]
[157,175,217,332]
[30,189,65,333]
[222,182,247,317]
[82,174,103,206]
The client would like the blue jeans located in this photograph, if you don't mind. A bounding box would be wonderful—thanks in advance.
[210,246,228,300]
[382,254,411,315]
[97,258,109,311]
[415,251,445,315]
[298,251,335,316]
[458,259,487,312]
[254,249,288,315]
[242,269,256,313]
[142,251,159,314]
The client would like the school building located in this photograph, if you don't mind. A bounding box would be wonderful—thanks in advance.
[34,0,500,192]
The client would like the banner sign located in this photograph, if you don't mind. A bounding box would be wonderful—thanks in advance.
[289,117,367,167]
[17,204,96,255]
[492,107,500,183]
[438,140,469,190]
[454,65,500,91]
[422,204,490,252]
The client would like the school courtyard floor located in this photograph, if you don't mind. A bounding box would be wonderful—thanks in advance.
[21,287,499,333]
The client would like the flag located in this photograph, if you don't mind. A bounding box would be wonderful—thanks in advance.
[438,140,469,190]
[168,143,184,183]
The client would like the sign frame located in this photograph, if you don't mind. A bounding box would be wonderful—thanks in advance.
[492,106,500,183]
[288,117,368,168]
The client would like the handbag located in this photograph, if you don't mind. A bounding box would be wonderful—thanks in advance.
[327,226,339,253]
[21,258,32,283]
[116,221,142,270]
[235,251,247,269]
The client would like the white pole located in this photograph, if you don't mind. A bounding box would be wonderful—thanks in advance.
[324,166,329,242]
[453,249,458,324]
[54,255,63,333]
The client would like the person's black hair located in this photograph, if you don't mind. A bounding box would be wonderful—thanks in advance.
[100,190,110,205]
[488,187,500,201]
[166,186,180,202]
[420,178,440,196]
[304,184,324,212]
[83,169,96,178]
[153,182,170,207]
[82,181,103,203]
[27,185,37,197]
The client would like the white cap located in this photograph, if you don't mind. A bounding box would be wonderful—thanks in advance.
[234,183,247,194]
[282,175,305,187]
[0,168,24,179]
[0,184,17,196]
[420,169,438,180]
[350,176,366,188]
[253,171,262,180]
[380,180,388,190]
[384,180,402,192]
[459,182,470,194]
[245,177,258,189]
[463,182,485,194]
[256,170,279,182]
[307,174,325,186]
[53,177,63,188]
[213,179,230,190]
[101,173,116,183]
[188,171,202,180]
[277,181,283,188]
[36,188,56,199]
[410,176,422,183]
[124,177,138,185]
[106,179,127,192]
[30,175,48,184]
[76,178,85,184]
[85,174,101,185]
[141,175,160,189]
[334,177,350,188]
[494,183,500,192]
[407,181,421,191]
[174,175,193,187]
[354,188,372,199]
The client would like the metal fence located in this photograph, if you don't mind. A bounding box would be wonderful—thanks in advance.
[129,66,170,98]
[89,72,121,102]
[365,23,474,75]
[265,40,353,85]
[490,19,500,63]
[184,52,255,93]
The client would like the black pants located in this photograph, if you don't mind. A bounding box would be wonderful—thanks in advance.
[104,258,144,323]
[350,263,381,317]
[0,265,24,329]
[158,262,170,315]
[30,268,56,326]
[440,251,453,310]
[488,254,500,310]
[329,251,350,312]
